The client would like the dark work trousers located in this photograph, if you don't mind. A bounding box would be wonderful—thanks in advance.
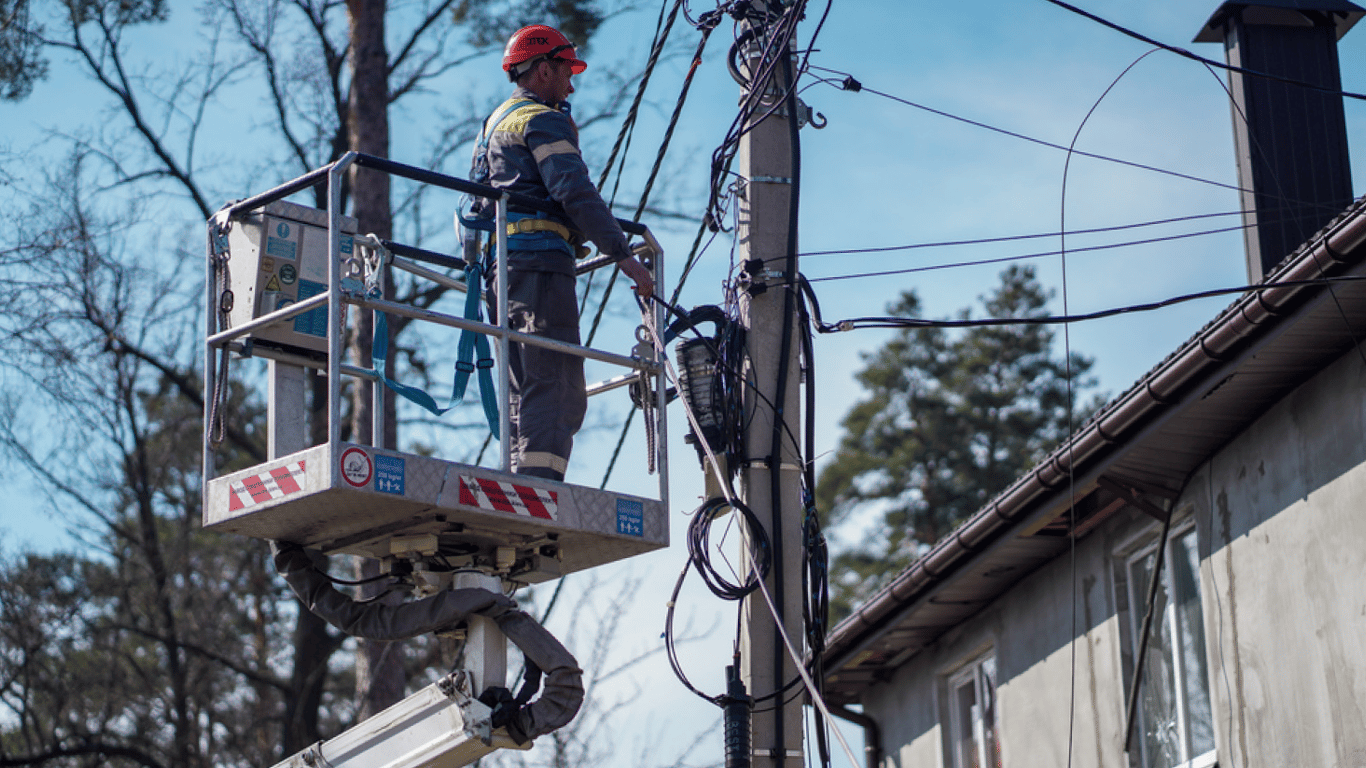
[487,266,586,481]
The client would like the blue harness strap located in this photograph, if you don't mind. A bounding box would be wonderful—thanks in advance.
[459,98,576,258]
[371,263,501,438]
[459,98,537,232]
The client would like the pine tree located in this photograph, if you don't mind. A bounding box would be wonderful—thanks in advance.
[816,265,1100,619]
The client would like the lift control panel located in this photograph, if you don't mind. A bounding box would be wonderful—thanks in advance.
[215,200,358,355]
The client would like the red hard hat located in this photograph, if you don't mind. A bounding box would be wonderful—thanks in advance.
[502,25,588,80]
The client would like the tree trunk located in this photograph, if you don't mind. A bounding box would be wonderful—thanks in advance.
[345,0,405,719]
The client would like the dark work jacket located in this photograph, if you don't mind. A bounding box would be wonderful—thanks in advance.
[468,86,631,275]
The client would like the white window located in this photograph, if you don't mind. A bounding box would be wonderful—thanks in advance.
[948,653,1001,768]
[1124,524,1216,768]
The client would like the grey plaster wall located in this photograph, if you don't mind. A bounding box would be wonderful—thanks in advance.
[859,350,1366,768]
[1194,349,1366,768]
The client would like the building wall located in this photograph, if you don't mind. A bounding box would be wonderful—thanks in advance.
[860,349,1366,768]
[1193,349,1366,768]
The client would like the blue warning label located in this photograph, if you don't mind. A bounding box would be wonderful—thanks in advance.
[293,279,327,338]
[266,236,297,260]
[374,455,405,495]
[616,498,644,537]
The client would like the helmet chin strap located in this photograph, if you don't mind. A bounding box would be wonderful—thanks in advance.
[506,55,545,82]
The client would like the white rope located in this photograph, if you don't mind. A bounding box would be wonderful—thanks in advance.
[641,303,859,768]
[754,574,861,768]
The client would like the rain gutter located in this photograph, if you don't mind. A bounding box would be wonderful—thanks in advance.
[825,197,1366,670]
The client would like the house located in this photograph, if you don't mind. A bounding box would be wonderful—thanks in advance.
[820,3,1366,767]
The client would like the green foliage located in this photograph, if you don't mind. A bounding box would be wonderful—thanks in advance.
[65,0,168,27]
[452,0,607,54]
[816,266,1100,619]
[0,0,44,100]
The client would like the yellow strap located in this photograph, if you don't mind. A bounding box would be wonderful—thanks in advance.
[507,218,573,241]
[492,100,554,136]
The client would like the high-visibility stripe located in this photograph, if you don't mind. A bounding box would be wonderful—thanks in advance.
[531,139,577,163]
[246,476,277,503]
[494,103,553,136]
[225,460,307,513]
[519,451,568,474]
[457,475,558,521]
[271,465,302,494]
[512,483,555,519]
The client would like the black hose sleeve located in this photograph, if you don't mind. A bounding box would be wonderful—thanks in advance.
[271,542,517,640]
[495,609,585,744]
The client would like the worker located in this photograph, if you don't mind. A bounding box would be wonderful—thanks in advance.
[462,23,654,482]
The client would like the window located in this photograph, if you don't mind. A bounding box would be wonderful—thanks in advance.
[1124,524,1215,768]
[948,653,1001,768]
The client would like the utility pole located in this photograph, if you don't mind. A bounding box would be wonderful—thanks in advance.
[736,4,804,768]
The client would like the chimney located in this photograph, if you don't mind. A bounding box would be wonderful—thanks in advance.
[1196,1,1363,282]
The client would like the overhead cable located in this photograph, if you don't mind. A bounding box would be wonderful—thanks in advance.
[792,209,1246,258]
[810,66,1246,196]
[582,0,683,335]
[804,274,1366,332]
[800,220,1254,282]
[586,0,718,349]
[1040,0,1366,102]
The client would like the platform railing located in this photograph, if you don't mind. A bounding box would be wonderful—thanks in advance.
[202,152,668,511]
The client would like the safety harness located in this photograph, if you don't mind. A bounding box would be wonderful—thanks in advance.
[370,98,566,439]
[459,97,583,259]
[363,241,500,439]
[377,96,583,439]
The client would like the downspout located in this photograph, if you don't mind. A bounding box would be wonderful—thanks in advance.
[828,705,883,768]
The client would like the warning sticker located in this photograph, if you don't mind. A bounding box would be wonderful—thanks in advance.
[293,279,327,338]
[266,236,297,260]
[374,455,405,495]
[340,447,372,488]
[616,498,644,537]
[458,475,558,521]
[227,460,307,512]
[264,274,282,292]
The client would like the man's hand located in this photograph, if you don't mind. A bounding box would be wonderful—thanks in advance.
[618,256,654,299]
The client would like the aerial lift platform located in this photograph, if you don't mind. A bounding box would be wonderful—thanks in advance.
[201,153,672,767]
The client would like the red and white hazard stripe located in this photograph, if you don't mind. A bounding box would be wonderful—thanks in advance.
[458,475,558,521]
[227,460,307,512]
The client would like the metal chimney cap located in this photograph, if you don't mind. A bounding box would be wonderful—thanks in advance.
[1194,0,1365,43]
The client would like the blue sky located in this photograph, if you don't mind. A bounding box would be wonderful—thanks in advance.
[4,0,1366,765]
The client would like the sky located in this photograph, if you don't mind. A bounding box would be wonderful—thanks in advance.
[4,0,1366,766]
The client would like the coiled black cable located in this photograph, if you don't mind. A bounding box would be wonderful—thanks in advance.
[689,497,772,601]
[664,494,774,704]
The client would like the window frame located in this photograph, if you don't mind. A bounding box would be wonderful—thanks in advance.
[946,650,1001,768]
[1116,516,1217,768]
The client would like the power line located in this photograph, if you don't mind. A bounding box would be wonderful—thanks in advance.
[791,209,1247,259]
[800,219,1252,282]
[1040,0,1366,103]
[809,66,1248,196]
[804,274,1366,332]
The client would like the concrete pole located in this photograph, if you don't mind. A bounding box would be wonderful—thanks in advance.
[736,8,805,768]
